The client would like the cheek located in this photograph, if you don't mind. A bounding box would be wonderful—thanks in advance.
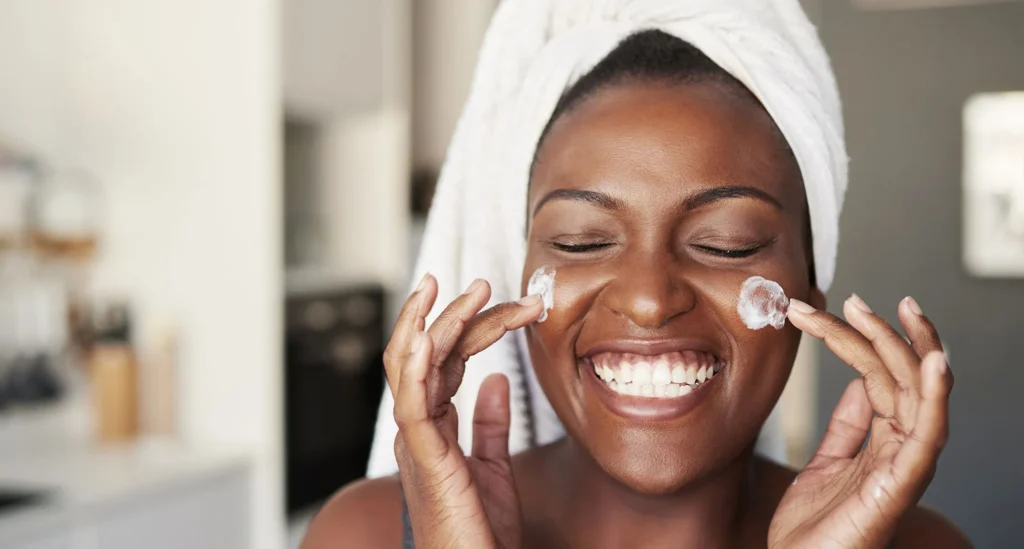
[522,262,610,356]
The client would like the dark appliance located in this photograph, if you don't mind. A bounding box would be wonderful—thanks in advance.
[285,285,386,513]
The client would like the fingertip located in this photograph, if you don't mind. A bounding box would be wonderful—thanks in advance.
[481,372,510,395]
[787,298,816,316]
[784,299,820,337]
[415,276,439,317]
[516,294,543,308]
[904,296,924,316]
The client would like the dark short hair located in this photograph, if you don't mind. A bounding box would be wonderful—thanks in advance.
[536,29,758,151]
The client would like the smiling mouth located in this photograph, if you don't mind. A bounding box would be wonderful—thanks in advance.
[587,351,723,399]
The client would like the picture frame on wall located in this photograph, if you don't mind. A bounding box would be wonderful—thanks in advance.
[962,92,1024,277]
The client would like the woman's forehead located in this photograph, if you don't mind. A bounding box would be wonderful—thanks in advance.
[530,81,804,213]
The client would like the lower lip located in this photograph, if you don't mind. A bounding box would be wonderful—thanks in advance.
[581,359,720,421]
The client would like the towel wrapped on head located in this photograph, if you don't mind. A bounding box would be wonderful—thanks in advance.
[367,0,847,477]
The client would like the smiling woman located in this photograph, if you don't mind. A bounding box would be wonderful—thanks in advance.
[300,3,971,549]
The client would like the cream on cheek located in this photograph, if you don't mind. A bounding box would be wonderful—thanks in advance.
[737,275,789,330]
[526,265,556,322]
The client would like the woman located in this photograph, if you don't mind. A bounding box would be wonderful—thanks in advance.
[303,2,970,547]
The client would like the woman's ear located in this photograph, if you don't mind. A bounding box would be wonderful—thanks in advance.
[807,287,827,311]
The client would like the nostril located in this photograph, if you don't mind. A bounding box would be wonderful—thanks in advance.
[601,269,697,328]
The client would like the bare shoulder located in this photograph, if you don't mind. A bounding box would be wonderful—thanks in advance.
[890,506,973,549]
[300,475,404,549]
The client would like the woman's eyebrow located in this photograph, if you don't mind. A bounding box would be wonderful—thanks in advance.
[682,186,783,211]
[532,189,623,217]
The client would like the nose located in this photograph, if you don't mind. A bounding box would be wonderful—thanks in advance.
[601,257,696,329]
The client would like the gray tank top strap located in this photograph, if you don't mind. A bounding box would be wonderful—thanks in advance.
[400,486,415,549]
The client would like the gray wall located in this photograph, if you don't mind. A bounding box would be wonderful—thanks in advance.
[814,3,1024,547]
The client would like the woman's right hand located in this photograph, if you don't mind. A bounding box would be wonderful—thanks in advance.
[386,274,544,549]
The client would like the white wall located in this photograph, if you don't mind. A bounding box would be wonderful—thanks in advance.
[284,0,413,304]
[0,2,284,548]
[412,0,497,171]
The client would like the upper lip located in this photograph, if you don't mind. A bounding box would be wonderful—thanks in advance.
[578,338,723,360]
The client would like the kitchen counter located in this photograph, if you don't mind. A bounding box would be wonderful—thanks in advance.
[0,408,251,548]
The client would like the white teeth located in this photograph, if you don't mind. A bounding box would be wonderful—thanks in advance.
[592,353,724,399]
[632,362,652,386]
[652,361,671,386]
[618,362,633,383]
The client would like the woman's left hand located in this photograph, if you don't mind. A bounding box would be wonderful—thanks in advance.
[768,295,953,549]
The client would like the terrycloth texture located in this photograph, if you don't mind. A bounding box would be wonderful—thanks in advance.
[367,0,847,477]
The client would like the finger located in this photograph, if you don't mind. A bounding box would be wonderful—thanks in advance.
[427,279,492,368]
[431,295,544,406]
[456,295,544,359]
[383,274,437,395]
[892,351,952,487]
[843,294,921,391]
[394,332,449,463]
[787,299,897,416]
[898,296,944,360]
[471,374,512,462]
[815,378,873,459]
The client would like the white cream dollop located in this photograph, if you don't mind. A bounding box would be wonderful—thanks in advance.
[526,265,556,322]
[737,276,789,330]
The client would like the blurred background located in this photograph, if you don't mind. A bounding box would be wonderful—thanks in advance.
[0,0,1020,548]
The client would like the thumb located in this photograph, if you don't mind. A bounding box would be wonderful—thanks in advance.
[814,378,873,460]
[471,373,512,462]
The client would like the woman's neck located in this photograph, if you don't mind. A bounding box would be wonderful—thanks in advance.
[540,438,760,549]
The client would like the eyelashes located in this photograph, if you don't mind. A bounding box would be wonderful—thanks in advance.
[551,242,614,253]
[548,241,769,259]
[692,244,763,259]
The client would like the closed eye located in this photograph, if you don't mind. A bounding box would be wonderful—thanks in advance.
[693,244,763,258]
[552,242,613,253]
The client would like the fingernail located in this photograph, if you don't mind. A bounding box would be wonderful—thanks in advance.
[847,293,872,314]
[787,299,816,314]
[517,294,542,307]
[904,296,923,316]
[464,279,485,295]
[415,272,430,293]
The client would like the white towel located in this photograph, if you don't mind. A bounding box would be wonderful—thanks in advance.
[367,0,847,477]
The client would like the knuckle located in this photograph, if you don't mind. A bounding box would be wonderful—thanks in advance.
[820,313,851,333]
[393,401,416,429]
[382,347,402,367]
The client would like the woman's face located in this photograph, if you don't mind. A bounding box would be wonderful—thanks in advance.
[523,80,821,494]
